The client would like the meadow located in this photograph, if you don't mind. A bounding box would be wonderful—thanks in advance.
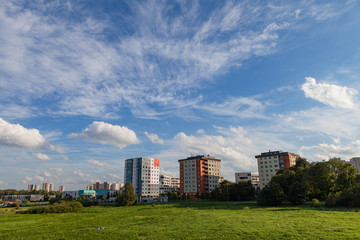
[1,202,360,239]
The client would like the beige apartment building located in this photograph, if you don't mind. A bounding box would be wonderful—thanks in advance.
[179,155,221,199]
[255,150,299,189]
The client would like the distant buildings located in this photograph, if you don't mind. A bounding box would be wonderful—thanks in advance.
[349,157,360,173]
[256,150,299,189]
[235,172,260,189]
[159,175,180,194]
[42,183,54,192]
[59,186,65,192]
[110,182,124,191]
[27,184,40,191]
[179,155,221,199]
[124,157,160,201]
[86,182,123,191]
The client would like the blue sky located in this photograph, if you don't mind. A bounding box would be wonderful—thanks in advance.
[1,0,360,190]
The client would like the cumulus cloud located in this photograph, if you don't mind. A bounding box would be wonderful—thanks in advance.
[301,140,360,161]
[0,117,53,149]
[301,77,358,109]
[69,121,140,149]
[44,171,51,177]
[32,152,51,161]
[87,159,110,168]
[144,132,164,144]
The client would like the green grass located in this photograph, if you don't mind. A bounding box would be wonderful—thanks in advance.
[1,203,360,239]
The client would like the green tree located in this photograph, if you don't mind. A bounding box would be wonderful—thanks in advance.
[115,182,137,206]
[257,182,284,206]
[288,181,306,205]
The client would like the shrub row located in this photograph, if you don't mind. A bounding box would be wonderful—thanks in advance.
[20,201,83,214]
[325,187,360,208]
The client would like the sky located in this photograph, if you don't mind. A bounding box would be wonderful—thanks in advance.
[1,0,360,191]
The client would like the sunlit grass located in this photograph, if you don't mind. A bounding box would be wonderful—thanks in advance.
[1,203,360,239]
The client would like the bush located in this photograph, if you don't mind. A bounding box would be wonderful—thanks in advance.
[312,198,321,207]
[78,198,99,207]
[20,201,83,214]
[325,194,339,208]
[257,182,284,206]
[49,198,61,205]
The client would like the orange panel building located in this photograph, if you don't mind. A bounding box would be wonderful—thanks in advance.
[178,155,221,199]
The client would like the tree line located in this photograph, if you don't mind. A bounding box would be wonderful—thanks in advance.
[258,157,360,207]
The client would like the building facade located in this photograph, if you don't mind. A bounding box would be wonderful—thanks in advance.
[124,157,160,201]
[235,172,260,190]
[59,186,65,192]
[178,155,221,199]
[350,157,360,173]
[27,184,40,191]
[110,182,124,191]
[159,175,180,194]
[42,183,54,192]
[255,150,299,189]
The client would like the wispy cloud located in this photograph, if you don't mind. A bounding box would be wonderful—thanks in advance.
[32,152,51,161]
[69,121,140,149]
[0,1,346,120]
[87,159,110,168]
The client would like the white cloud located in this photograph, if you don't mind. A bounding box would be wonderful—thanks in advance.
[0,117,53,149]
[87,159,110,168]
[301,140,360,161]
[0,1,345,120]
[144,132,164,144]
[44,171,51,177]
[49,168,63,175]
[35,175,44,182]
[32,152,51,161]
[196,129,205,134]
[109,173,121,179]
[73,169,87,178]
[301,77,358,109]
[69,121,140,149]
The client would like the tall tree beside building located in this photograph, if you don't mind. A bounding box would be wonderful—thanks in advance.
[115,182,136,206]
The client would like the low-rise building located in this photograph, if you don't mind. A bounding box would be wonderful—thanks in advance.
[159,175,180,194]
[235,172,260,189]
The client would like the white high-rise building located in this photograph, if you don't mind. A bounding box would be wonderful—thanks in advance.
[124,157,160,201]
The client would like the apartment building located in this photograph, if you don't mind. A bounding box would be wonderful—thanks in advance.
[42,183,54,192]
[255,150,299,189]
[178,155,221,199]
[124,157,160,201]
[59,185,65,192]
[350,157,360,173]
[27,184,40,191]
[235,172,260,189]
[159,175,180,194]
[110,182,124,191]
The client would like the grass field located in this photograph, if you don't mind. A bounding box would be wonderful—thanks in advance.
[1,202,360,239]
